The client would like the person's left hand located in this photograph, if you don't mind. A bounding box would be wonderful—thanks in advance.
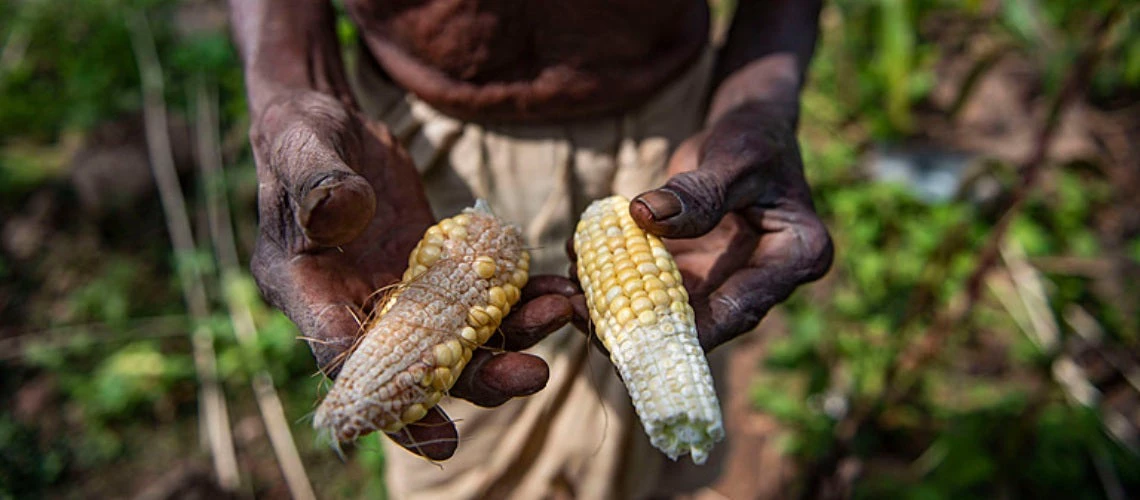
[625,102,833,351]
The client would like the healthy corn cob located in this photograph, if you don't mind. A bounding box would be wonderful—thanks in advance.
[574,195,724,464]
[313,200,529,442]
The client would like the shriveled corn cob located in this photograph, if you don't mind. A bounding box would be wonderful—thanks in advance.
[313,200,529,442]
[574,195,724,464]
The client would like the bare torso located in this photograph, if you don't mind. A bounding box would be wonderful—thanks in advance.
[345,0,710,122]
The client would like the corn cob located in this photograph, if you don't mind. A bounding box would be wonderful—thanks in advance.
[313,200,529,442]
[574,195,724,464]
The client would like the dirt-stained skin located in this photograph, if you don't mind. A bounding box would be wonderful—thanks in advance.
[230,0,833,460]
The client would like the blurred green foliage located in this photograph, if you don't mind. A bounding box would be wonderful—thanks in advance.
[755,0,1140,496]
[0,0,324,497]
[0,0,247,201]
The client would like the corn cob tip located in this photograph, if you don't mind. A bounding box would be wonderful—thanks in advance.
[469,198,493,215]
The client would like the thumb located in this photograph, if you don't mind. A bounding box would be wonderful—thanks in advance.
[630,108,787,238]
[291,160,375,247]
[267,122,377,249]
[630,169,745,239]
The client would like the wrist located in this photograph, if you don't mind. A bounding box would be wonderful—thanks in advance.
[230,0,354,115]
[706,55,803,127]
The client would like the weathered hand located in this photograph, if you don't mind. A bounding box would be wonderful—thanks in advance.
[248,92,573,459]
[628,102,833,351]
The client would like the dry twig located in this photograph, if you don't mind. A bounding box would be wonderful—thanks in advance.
[127,11,240,491]
[194,78,317,500]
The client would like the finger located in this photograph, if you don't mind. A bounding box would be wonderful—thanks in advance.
[520,275,580,301]
[259,98,377,249]
[386,406,458,460]
[565,237,583,287]
[630,110,797,239]
[498,294,573,351]
[449,351,549,407]
[294,166,376,247]
[251,234,381,378]
[565,236,577,262]
[699,209,833,350]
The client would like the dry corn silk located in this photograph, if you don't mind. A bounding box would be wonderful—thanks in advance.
[574,195,724,464]
[313,200,529,444]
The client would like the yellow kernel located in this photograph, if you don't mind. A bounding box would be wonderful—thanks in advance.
[408,264,428,279]
[433,343,455,367]
[439,219,457,235]
[452,214,471,226]
[617,268,640,284]
[601,277,619,296]
[418,245,442,267]
[503,284,520,304]
[616,307,636,325]
[628,242,651,255]
[424,232,446,247]
[425,391,443,407]
[631,296,654,314]
[637,262,659,275]
[649,289,671,307]
[632,253,654,265]
[643,276,665,291]
[432,367,453,390]
[622,279,644,295]
[485,304,503,324]
[446,340,464,364]
[476,326,494,343]
[488,286,507,307]
[474,256,497,279]
[609,295,630,315]
[468,307,492,327]
[460,326,479,343]
[401,403,427,423]
[511,270,528,287]
[615,259,636,273]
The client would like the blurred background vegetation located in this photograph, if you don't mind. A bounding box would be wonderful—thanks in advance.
[1,0,1138,498]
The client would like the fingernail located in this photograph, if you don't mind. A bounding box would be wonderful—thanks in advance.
[301,182,333,216]
[482,353,548,396]
[634,190,683,221]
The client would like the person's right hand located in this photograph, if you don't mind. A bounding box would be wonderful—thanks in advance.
[248,91,575,460]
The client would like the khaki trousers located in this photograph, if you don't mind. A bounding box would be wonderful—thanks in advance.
[351,47,730,500]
